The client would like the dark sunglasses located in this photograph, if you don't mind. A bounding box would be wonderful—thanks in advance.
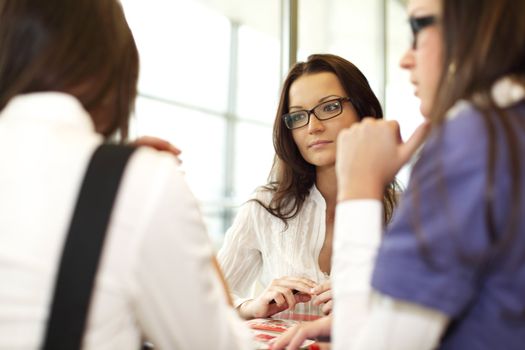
[409,15,437,49]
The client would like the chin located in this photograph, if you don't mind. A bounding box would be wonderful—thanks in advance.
[311,158,336,170]
[419,102,431,119]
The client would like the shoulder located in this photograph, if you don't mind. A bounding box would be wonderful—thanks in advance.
[444,101,487,137]
[251,185,275,203]
[237,186,275,215]
[115,146,204,243]
[124,147,203,209]
[416,102,487,176]
[436,102,487,151]
[127,146,184,184]
[225,186,282,237]
[245,185,316,216]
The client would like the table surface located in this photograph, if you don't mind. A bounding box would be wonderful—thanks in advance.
[247,313,331,349]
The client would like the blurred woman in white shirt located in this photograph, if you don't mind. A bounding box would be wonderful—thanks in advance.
[0,0,251,349]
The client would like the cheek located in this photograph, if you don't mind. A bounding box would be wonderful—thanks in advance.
[291,131,300,147]
[291,131,306,154]
[420,38,444,93]
[338,114,360,131]
[428,52,443,86]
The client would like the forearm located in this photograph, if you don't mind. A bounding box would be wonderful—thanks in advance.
[332,200,383,347]
[332,200,449,350]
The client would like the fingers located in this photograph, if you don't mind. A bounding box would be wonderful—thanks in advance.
[274,286,298,310]
[271,289,288,308]
[312,286,332,315]
[310,280,331,295]
[246,296,286,319]
[252,277,318,318]
[271,323,315,350]
[312,290,331,306]
[337,117,429,200]
[398,120,431,164]
[133,136,182,158]
[271,316,332,350]
[269,289,311,308]
[386,120,404,146]
[269,277,317,312]
[239,276,321,319]
[283,325,312,350]
[270,276,318,295]
[270,324,300,350]
[321,300,332,315]
[282,276,319,292]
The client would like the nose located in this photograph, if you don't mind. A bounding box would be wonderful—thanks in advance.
[399,48,415,70]
[307,112,325,134]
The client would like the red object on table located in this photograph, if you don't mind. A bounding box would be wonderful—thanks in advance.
[247,314,327,349]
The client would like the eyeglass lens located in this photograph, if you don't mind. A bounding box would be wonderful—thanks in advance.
[283,98,344,130]
[409,15,436,49]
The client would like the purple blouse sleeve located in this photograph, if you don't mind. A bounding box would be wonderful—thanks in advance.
[372,106,498,317]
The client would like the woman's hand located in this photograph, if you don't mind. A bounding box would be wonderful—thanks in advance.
[336,119,429,201]
[270,315,332,350]
[132,136,182,162]
[311,280,333,315]
[238,276,317,319]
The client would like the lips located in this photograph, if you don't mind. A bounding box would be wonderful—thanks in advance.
[411,81,419,96]
[308,140,332,148]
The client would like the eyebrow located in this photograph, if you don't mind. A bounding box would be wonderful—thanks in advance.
[289,95,341,110]
[409,5,436,17]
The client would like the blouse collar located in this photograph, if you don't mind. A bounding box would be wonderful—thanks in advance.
[0,92,95,132]
[447,76,525,120]
[491,76,525,108]
[309,184,327,209]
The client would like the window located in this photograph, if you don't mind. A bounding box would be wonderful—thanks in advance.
[297,0,422,187]
[121,0,421,247]
[122,0,280,247]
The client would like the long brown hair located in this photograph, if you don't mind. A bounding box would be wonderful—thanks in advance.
[256,54,399,226]
[424,0,525,255]
[0,0,139,140]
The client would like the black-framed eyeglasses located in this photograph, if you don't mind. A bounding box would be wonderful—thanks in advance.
[282,97,350,130]
[409,15,437,49]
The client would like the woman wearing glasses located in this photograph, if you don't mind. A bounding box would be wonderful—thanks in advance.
[218,54,398,320]
[273,0,525,349]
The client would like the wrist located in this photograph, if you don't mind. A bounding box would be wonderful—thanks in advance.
[337,179,383,202]
[237,299,255,319]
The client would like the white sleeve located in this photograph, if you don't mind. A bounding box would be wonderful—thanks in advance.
[130,156,252,350]
[332,200,449,350]
[217,201,262,307]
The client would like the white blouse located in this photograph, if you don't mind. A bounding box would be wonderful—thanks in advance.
[0,93,252,350]
[218,186,330,316]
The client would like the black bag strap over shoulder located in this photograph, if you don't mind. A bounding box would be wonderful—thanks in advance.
[42,144,136,350]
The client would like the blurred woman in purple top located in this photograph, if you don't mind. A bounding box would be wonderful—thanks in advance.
[273,0,525,349]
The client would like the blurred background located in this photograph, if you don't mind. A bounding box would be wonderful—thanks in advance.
[120,0,424,248]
